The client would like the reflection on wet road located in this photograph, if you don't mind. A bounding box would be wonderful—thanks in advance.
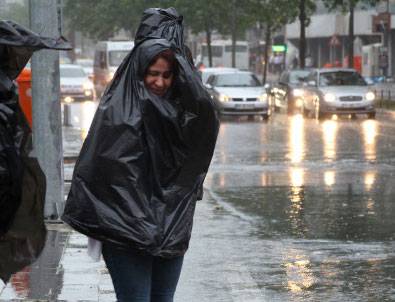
[207,113,395,300]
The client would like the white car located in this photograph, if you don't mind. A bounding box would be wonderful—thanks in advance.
[75,58,93,79]
[199,67,238,84]
[60,64,95,103]
[302,68,376,119]
[205,71,269,119]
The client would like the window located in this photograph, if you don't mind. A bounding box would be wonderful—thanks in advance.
[289,70,310,84]
[319,71,367,86]
[202,45,223,57]
[224,45,248,53]
[214,73,261,87]
[109,50,129,66]
[306,72,317,84]
[60,67,86,77]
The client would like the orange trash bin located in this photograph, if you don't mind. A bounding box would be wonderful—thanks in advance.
[16,68,32,128]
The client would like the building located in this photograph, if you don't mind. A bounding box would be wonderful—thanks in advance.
[285,1,395,77]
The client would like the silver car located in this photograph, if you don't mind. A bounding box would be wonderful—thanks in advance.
[60,64,95,103]
[205,71,269,119]
[199,67,238,84]
[302,68,376,119]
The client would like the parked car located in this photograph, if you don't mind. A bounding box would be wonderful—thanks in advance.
[60,64,95,103]
[302,68,376,119]
[75,58,94,79]
[199,67,238,84]
[269,69,311,114]
[205,71,270,119]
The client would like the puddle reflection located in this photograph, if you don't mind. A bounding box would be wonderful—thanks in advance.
[289,167,304,188]
[362,120,378,161]
[284,252,315,292]
[2,231,67,300]
[218,124,228,164]
[324,170,335,187]
[364,171,376,191]
[322,120,338,161]
[288,115,305,163]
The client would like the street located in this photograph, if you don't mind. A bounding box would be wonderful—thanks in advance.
[190,112,395,301]
[2,101,395,301]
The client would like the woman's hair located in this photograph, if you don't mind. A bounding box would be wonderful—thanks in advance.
[147,49,177,73]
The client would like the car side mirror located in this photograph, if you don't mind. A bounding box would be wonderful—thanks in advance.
[205,83,213,89]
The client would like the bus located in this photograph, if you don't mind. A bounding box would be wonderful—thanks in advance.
[93,40,134,97]
[199,40,249,70]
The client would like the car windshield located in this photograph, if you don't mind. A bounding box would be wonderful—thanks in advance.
[215,73,261,87]
[109,50,129,66]
[319,71,367,86]
[60,67,86,77]
[76,59,93,67]
[289,70,310,84]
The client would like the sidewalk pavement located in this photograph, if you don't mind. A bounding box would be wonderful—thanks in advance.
[0,187,270,302]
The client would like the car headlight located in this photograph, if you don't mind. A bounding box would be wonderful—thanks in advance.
[292,88,304,97]
[64,96,74,103]
[324,93,336,102]
[219,93,230,102]
[83,81,94,90]
[366,91,375,101]
[258,93,268,102]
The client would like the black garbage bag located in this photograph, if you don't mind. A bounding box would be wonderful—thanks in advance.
[0,20,71,283]
[62,8,219,257]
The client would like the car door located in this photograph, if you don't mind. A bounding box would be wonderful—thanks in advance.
[271,71,288,110]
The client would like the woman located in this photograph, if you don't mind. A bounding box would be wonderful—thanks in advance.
[62,8,219,302]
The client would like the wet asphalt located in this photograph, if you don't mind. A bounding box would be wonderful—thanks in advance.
[1,101,395,301]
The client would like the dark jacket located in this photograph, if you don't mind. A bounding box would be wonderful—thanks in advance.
[62,8,219,257]
[0,20,70,283]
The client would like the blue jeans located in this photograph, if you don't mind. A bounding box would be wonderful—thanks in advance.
[102,243,184,302]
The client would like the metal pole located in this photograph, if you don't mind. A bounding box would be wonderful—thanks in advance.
[29,0,64,219]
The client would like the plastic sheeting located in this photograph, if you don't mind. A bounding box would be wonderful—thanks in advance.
[0,20,71,283]
[62,8,219,257]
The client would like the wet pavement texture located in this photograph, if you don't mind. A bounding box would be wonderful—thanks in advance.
[1,102,395,301]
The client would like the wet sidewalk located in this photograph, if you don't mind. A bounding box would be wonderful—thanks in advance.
[0,188,268,302]
[1,120,266,301]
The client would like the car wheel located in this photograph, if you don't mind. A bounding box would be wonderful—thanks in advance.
[367,112,376,119]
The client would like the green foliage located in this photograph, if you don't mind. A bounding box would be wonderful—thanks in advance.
[0,1,29,27]
[249,0,297,31]
[64,0,174,40]
[174,0,223,34]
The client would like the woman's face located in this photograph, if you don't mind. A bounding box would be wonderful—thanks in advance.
[144,57,174,97]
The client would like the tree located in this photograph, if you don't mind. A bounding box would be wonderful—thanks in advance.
[175,0,225,67]
[63,0,171,41]
[216,0,253,68]
[291,0,316,69]
[249,0,299,83]
[0,2,29,27]
[323,0,379,68]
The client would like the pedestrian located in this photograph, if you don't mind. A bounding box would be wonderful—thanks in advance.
[0,20,71,284]
[62,8,219,302]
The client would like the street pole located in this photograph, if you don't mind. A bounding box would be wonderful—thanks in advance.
[29,0,64,219]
